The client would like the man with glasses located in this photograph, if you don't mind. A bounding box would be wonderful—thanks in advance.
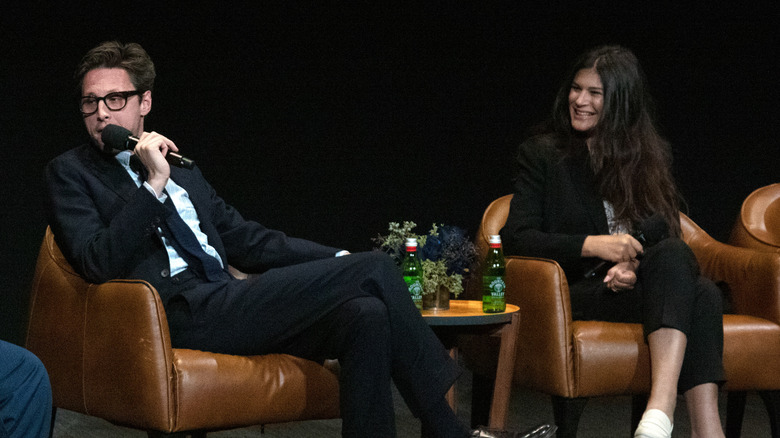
[45,41,554,438]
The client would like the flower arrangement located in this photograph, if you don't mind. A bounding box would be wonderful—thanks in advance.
[373,221,478,297]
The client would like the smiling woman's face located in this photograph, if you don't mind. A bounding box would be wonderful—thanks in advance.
[568,68,603,135]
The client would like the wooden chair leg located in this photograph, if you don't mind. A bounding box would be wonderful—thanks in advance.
[470,372,494,428]
[631,394,648,436]
[726,391,747,438]
[551,395,588,438]
[759,390,780,438]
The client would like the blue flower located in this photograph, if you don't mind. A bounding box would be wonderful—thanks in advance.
[420,234,443,261]
[438,225,474,276]
[374,221,477,280]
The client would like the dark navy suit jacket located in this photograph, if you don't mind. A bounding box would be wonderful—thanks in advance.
[499,134,613,281]
[45,143,340,310]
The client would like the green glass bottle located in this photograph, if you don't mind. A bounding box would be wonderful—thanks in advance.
[482,234,506,313]
[402,237,424,310]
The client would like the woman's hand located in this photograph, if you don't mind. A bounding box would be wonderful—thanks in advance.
[582,234,643,263]
[603,260,639,292]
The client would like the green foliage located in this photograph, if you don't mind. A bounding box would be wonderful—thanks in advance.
[372,221,422,262]
[420,259,464,296]
[373,221,477,297]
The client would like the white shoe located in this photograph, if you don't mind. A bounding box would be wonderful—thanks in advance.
[634,409,673,438]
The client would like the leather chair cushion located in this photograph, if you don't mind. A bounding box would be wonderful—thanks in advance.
[572,314,780,397]
[571,321,650,397]
[722,314,780,390]
[172,350,340,431]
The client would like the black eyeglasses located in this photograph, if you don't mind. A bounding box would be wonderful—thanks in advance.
[79,90,143,115]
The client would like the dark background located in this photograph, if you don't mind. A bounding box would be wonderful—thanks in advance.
[1,2,776,345]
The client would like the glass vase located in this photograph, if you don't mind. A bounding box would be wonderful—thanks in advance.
[422,285,450,311]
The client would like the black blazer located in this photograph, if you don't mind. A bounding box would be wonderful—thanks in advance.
[45,143,340,309]
[499,134,611,281]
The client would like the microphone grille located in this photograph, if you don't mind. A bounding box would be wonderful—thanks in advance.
[101,124,133,152]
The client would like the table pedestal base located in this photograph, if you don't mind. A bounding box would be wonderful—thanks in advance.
[421,301,520,435]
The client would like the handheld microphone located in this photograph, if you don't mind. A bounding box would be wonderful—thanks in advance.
[101,124,195,169]
[583,213,670,279]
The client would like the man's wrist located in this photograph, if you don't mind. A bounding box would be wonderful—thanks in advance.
[142,181,168,202]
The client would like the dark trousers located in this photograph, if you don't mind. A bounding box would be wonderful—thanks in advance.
[0,340,52,438]
[165,251,461,437]
[569,238,725,393]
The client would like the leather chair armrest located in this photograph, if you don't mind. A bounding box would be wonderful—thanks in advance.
[505,256,576,395]
[728,182,780,253]
[691,240,780,325]
[81,280,177,429]
[730,219,780,254]
[684,213,780,324]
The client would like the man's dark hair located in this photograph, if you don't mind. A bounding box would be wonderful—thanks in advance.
[75,41,155,93]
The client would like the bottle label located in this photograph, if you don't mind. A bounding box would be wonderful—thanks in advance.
[482,275,506,312]
[404,277,423,309]
[486,276,505,297]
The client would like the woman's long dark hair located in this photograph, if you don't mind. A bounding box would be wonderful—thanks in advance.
[551,45,681,236]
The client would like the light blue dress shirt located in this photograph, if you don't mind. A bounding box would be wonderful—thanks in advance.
[115,151,224,276]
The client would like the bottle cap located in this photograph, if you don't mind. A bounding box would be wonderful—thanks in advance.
[405,237,418,247]
[489,235,502,244]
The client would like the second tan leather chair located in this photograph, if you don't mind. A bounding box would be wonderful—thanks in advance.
[464,195,780,438]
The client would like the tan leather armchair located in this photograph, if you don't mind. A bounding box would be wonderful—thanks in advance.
[464,195,780,438]
[729,183,780,253]
[25,227,340,437]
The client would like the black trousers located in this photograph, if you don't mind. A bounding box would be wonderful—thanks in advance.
[165,251,461,437]
[569,238,725,393]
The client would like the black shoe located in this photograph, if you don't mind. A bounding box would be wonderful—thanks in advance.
[471,423,557,438]
[517,423,557,438]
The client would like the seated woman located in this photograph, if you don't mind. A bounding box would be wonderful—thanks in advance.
[500,45,725,438]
